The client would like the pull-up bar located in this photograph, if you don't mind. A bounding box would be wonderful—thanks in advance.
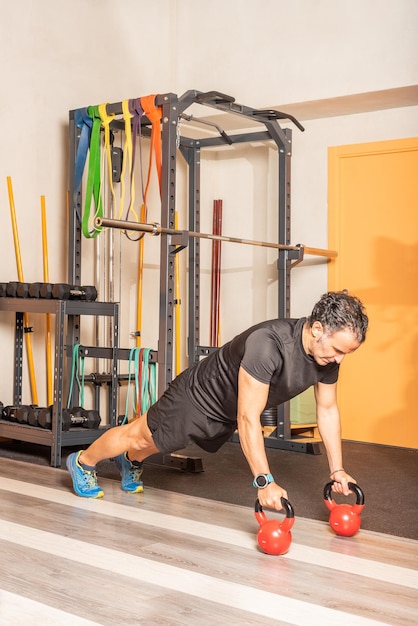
[95,217,337,260]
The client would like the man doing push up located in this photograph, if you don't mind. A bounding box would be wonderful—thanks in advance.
[67,290,368,511]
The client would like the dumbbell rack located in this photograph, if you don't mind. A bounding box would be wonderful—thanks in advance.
[0,297,119,467]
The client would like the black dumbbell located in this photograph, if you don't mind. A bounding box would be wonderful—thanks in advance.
[62,406,101,430]
[28,282,46,298]
[37,405,54,428]
[38,405,101,430]
[2,406,20,421]
[7,281,30,297]
[16,404,37,424]
[6,282,20,297]
[39,283,53,298]
[28,406,42,427]
[0,283,8,297]
[51,284,97,301]
[15,283,31,298]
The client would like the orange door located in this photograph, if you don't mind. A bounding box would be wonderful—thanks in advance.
[328,137,418,448]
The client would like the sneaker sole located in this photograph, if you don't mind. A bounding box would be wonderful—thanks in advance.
[121,483,144,493]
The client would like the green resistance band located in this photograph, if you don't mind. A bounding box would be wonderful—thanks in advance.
[82,105,104,238]
[66,344,85,409]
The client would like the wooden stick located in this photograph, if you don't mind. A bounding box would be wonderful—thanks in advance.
[41,196,53,406]
[6,176,38,405]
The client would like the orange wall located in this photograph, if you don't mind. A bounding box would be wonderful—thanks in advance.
[328,137,418,448]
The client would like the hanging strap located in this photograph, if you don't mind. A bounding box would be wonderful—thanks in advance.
[119,97,145,242]
[140,94,163,212]
[66,344,86,409]
[73,108,93,207]
[122,347,156,421]
[82,105,103,238]
[117,99,134,220]
[137,348,143,415]
[134,95,163,346]
[129,97,145,210]
[122,347,141,424]
[98,103,117,214]
[139,348,157,414]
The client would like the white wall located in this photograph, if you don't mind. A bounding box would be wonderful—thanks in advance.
[174,0,418,104]
[0,0,417,411]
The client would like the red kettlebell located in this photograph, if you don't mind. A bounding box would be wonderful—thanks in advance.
[254,497,295,555]
[324,481,365,537]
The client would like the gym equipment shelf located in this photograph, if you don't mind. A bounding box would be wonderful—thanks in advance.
[0,297,119,467]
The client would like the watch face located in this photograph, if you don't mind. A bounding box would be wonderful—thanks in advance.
[256,475,268,488]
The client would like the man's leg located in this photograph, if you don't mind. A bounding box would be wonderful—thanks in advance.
[80,412,158,465]
[67,412,160,498]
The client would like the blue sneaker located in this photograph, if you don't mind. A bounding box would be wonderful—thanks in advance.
[113,453,144,493]
[66,451,104,498]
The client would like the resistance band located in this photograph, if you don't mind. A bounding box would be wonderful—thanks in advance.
[140,94,162,208]
[66,344,86,409]
[98,103,117,214]
[129,97,145,209]
[82,105,104,238]
[121,350,136,424]
[73,107,93,209]
[6,176,38,405]
[120,97,144,230]
[138,348,157,414]
[122,348,157,423]
[135,95,163,347]
[117,100,134,222]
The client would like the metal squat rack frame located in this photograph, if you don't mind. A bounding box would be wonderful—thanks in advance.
[68,89,320,455]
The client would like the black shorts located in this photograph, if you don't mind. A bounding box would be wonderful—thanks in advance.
[147,370,237,454]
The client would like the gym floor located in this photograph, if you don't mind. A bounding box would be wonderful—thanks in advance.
[0,451,417,624]
[1,437,416,539]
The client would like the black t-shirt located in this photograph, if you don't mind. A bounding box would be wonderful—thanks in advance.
[186,317,339,423]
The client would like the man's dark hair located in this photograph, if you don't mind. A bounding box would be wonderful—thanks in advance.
[307,291,368,343]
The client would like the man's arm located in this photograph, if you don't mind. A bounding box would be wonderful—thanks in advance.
[314,381,356,495]
[237,366,288,510]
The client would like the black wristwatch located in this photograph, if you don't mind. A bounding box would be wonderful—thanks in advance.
[253,473,274,489]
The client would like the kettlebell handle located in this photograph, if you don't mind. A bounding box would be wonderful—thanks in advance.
[255,497,295,518]
[323,481,365,506]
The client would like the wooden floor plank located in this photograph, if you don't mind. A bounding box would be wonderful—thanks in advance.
[0,457,417,625]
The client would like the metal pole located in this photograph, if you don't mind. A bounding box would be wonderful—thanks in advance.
[95,216,338,260]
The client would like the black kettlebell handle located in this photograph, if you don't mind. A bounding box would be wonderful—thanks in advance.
[323,481,365,505]
[255,497,295,519]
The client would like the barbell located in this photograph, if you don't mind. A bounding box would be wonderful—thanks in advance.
[95,217,338,261]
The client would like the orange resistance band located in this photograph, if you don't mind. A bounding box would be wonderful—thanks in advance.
[135,95,163,347]
[140,94,162,210]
